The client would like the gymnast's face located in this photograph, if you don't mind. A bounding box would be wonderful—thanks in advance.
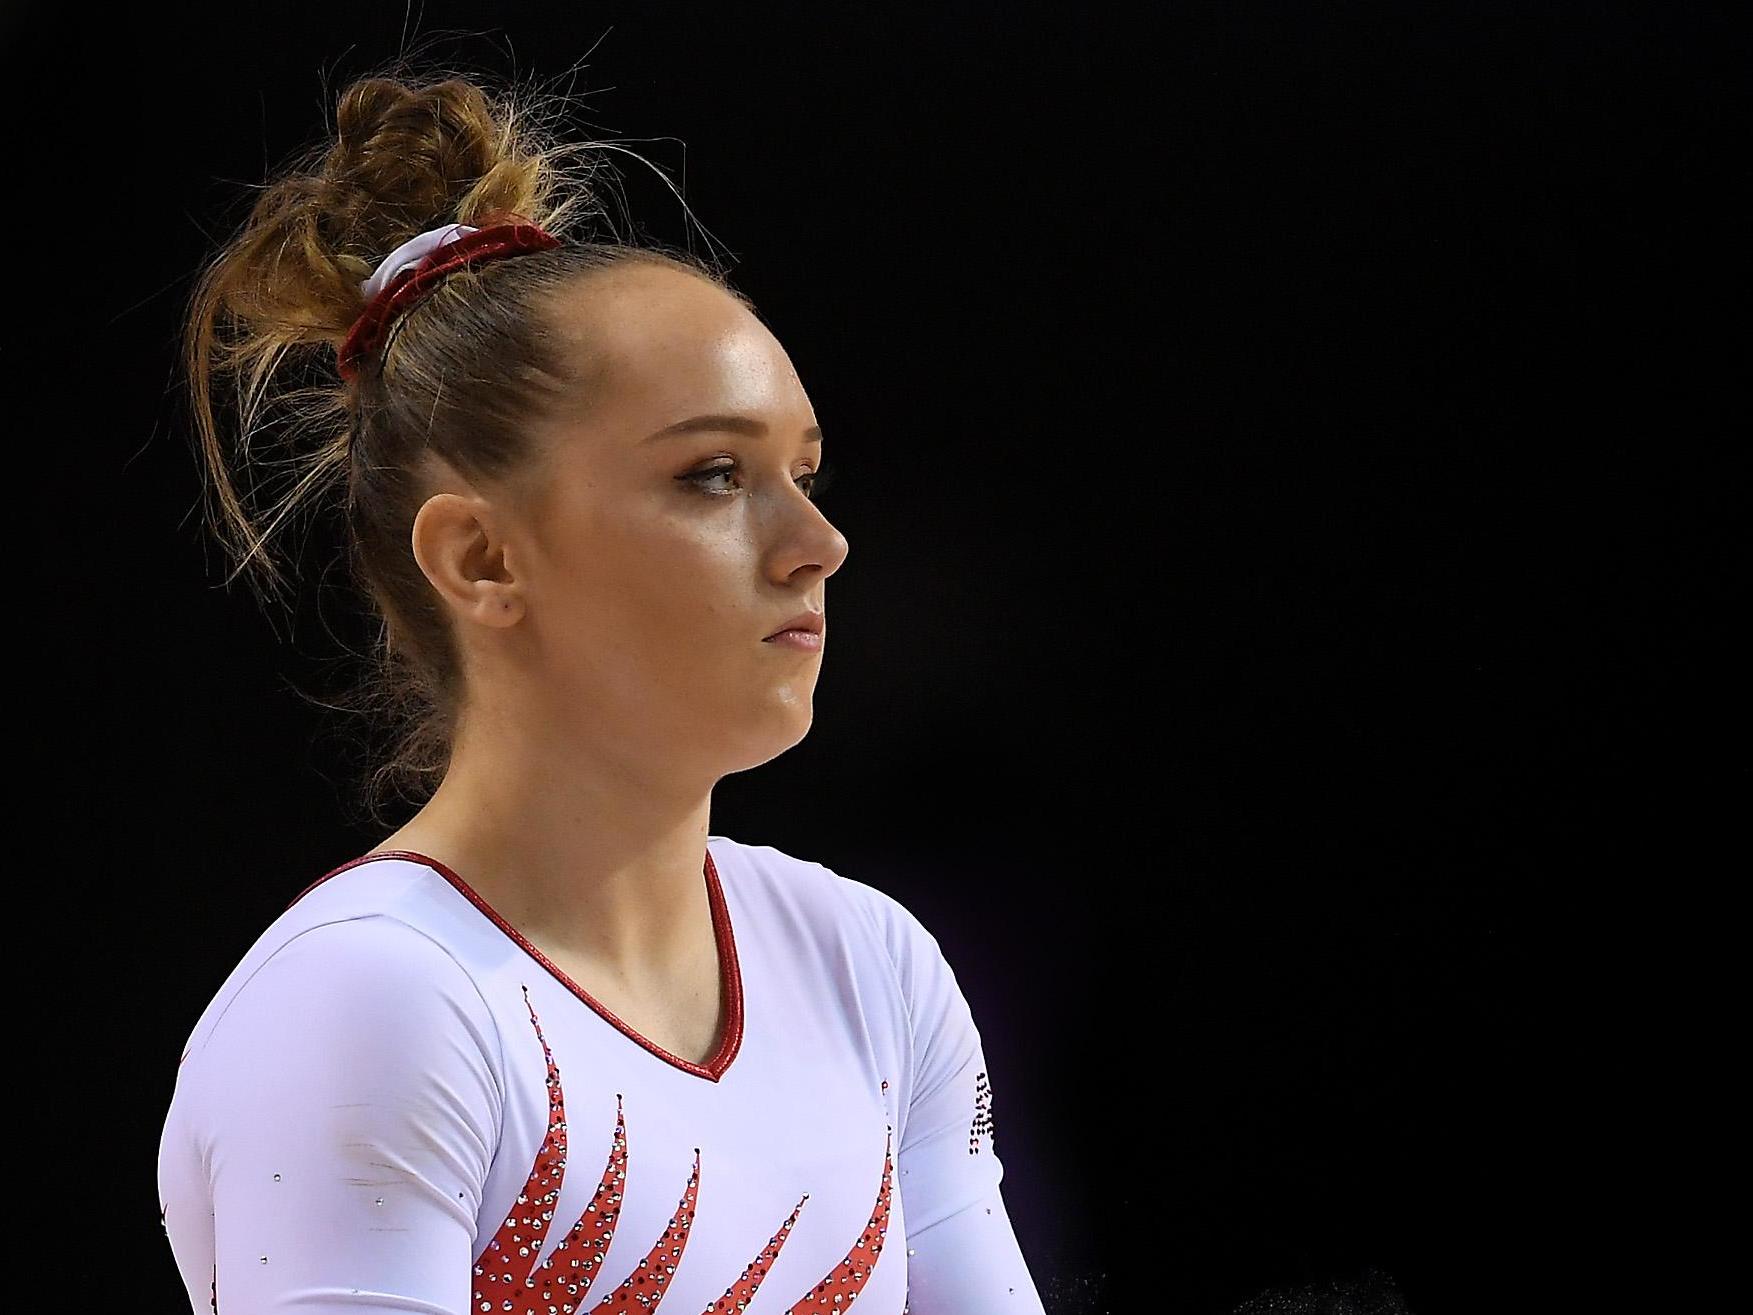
[414,262,848,776]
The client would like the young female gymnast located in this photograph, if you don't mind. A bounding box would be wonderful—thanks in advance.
[156,64,1044,1315]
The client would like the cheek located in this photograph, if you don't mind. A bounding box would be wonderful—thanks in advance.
[606,519,755,649]
[537,489,764,651]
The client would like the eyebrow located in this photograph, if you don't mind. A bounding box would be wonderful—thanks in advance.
[643,414,823,444]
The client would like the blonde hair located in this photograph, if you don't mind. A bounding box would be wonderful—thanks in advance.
[181,54,752,826]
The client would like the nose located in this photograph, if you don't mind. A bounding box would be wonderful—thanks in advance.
[770,492,849,582]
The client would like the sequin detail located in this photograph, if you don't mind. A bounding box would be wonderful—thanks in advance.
[465,989,895,1314]
[701,1191,810,1312]
[780,1127,893,1313]
[473,986,627,1309]
[201,984,895,1312]
[970,1070,995,1155]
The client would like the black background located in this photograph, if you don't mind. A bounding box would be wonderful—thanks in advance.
[14,1,1736,1310]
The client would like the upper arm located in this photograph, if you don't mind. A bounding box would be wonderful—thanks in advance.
[193,915,503,1314]
[877,890,1048,1314]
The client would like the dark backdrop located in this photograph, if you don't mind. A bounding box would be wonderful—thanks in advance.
[16,2,1734,1311]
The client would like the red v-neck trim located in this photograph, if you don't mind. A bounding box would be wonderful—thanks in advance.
[286,845,747,1083]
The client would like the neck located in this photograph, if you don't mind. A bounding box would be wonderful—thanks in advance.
[376,709,719,984]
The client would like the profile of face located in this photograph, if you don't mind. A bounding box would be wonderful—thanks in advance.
[411,263,850,782]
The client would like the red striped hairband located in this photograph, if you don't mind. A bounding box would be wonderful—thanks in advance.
[337,215,562,382]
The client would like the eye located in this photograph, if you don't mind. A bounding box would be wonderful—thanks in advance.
[678,459,835,500]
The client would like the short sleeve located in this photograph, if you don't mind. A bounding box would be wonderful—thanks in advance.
[876,890,1048,1314]
[187,914,504,1314]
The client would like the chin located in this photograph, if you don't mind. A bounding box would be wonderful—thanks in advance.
[734,708,814,771]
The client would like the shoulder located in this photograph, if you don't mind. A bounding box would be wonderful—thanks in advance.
[706,832,943,976]
[193,911,505,1084]
[170,912,507,1214]
[250,911,488,995]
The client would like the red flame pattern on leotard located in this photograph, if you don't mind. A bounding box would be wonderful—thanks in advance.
[202,986,894,1311]
[470,986,894,1314]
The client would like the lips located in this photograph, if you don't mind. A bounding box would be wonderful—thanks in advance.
[764,610,824,640]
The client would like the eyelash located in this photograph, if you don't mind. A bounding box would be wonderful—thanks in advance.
[679,459,835,500]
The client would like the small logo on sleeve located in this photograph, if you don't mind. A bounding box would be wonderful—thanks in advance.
[969,1070,996,1154]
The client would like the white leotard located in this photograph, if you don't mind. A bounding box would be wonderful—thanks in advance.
[156,835,1045,1314]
